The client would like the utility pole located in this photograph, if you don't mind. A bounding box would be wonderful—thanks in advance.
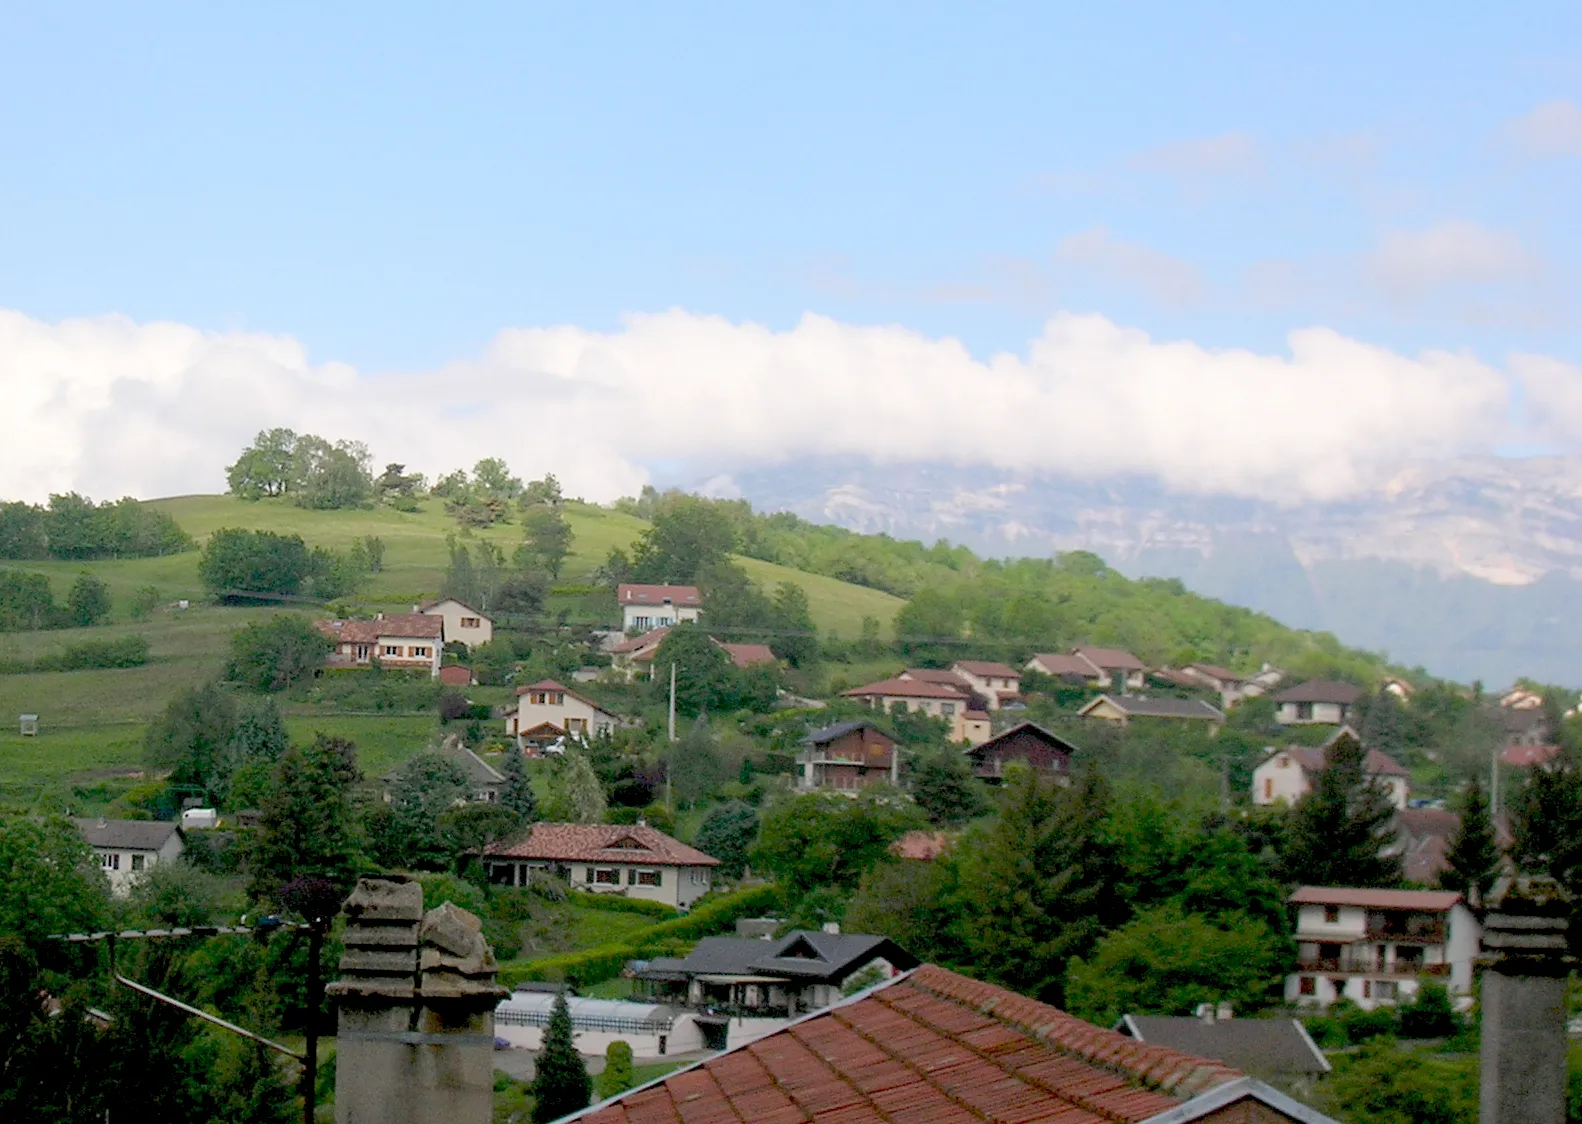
[302,919,326,1124]
[668,661,677,742]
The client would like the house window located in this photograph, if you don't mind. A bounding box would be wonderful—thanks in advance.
[593,868,621,885]
[409,646,430,658]
[566,718,588,735]
[101,853,120,871]
[131,854,145,871]
[461,616,481,628]
[1296,702,1314,720]
[690,869,708,885]
[1374,980,1397,1001]
[1263,779,1273,800]
[636,870,662,887]
[1298,976,1316,996]
[941,703,956,716]
[383,645,401,657]
[1324,906,1340,924]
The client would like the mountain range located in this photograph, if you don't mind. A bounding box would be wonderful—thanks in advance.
[688,457,1582,689]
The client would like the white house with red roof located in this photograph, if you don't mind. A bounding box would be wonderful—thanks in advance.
[1025,652,1107,684]
[1252,729,1411,810]
[842,677,974,743]
[1288,886,1480,1011]
[504,679,621,750]
[949,660,1022,709]
[482,822,719,909]
[617,583,701,632]
[1072,646,1147,691]
[315,613,444,677]
[1273,679,1364,725]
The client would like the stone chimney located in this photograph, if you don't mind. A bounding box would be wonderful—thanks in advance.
[327,876,507,1124]
[1479,875,1573,1124]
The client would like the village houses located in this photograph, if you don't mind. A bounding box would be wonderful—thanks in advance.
[1273,679,1364,726]
[1288,886,1480,1012]
[315,613,444,677]
[482,822,718,910]
[964,721,1076,783]
[416,597,493,649]
[1072,646,1147,691]
[504,679,621,750]
[1252,729,1411,810]
[617,583,701,633]
[796,720,899,793]
[609,627,777,681]
[1024,652,1106,686]
[841,677,979,743]
[74,818,185,897]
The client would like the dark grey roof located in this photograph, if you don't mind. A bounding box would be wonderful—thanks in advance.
[1122,1016,1330,1077]
[1274,679,1364,705]
[966,722,1080,757]
[446,742,505,786]
[803,720,889,747]
[73,818,181,852]
[636,931,918,983]
[1087,695,1224,720]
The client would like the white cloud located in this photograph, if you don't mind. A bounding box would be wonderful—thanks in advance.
[0,305,1520,507]
[1512,353,1582,441]
[1368,222,1541,300]
[1505,99,1582,156]
[1053,227,1206,307]
[1131,131,1261,179]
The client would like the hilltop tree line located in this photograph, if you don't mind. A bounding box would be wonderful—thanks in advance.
[0,493,191,560]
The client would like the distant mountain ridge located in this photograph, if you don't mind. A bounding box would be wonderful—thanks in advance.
[690,456,1582,688]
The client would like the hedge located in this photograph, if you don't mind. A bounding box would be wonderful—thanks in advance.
[499,884,781,989]
[570,892,680,920]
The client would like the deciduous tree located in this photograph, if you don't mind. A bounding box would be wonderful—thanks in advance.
[226,614,331,692]
[694,800,758,877]
[65,573,111,627]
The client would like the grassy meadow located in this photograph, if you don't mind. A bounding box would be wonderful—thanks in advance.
[0,494,904,806]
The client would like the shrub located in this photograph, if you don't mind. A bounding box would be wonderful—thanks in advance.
[227,614,330,692]
[4,635,152,673]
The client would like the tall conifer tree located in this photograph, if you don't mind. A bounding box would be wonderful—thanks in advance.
[500,744,538,823]
[1441,777,1500,910]
[1280,732,1401,888]
[530,991,591,1122]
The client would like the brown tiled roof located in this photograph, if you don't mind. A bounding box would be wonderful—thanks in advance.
[484,823,718,866]
[844,677,968,701]
[1289,886,1462,911]
[1283,745,1410,778]
[513,678,617,716]
[1187,663,1244,683]
[437,664,473,687]
[577,965,1241,1124]
[719,642,777,668]
[965,709,991,721]
[611,627,669,654]
[1403,834,1451,886]
[952,660,1020,678]
[1074,646,1146,671]
[617,583,701,607]
[1396,808,1459,841]
[1273,679,1363,705]
[315,614,443,644]
[1027,653,1104,678]
[902,667,970,688]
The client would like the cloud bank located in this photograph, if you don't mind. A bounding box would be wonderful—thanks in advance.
[0,306,1544,507]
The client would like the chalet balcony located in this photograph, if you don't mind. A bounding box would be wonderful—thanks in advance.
[1296,957,1450,977]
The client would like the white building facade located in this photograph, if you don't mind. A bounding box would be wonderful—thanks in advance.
[504,679,621,748]
[483,823,718,909]
[1252,738,1410,811]
[1287,887,1480,1011]
[74,819,186,897]
[617,584,702,632]
[418,598,493,649]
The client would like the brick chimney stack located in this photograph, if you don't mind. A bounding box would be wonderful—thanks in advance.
[1479,875,1573,1124]
[327,876,507,1124]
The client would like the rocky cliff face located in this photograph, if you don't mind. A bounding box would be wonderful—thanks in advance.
[705,456,1582,687]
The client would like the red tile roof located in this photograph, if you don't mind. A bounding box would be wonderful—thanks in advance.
[611,627,669,654]
[844,677,969,701]
[1502,743,1561,767]
[1027,653,1104,678]
[484,823,719,866]
[1186,663,1245,683]
[617,583,701,607]
[577,965,1241,1124]
[1289,886,1462,912]
[890,831,952,861]
[315,614,443,644]
[1073,646,1146,672]
[512,678,617,715]
[901,668,971,688]
[719,642,777,669]
[1283,745,1410,778]
[952,660,1021,678]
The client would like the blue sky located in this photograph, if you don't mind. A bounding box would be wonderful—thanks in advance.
[0,2,1579,501]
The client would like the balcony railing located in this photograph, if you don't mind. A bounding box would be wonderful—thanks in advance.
[1297,958,1450,977]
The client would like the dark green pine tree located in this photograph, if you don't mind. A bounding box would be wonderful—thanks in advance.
[500,744,538,824]
[1280,732,1402,888]
[1510,743,1582,892]
[1441,777,1501,910]
[247,734,362,904]
[530,991,591,1123]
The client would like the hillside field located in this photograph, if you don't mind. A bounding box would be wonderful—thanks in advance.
[0,495,902,805]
